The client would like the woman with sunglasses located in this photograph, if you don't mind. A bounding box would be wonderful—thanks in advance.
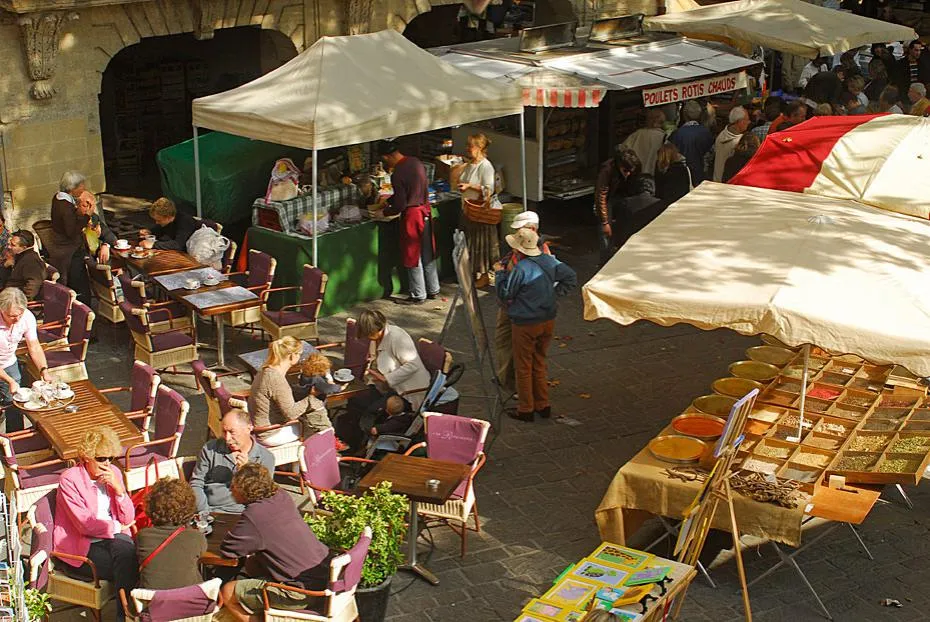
[53,426,138,621]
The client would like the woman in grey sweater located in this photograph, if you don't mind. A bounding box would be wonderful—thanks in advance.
[247,336,310,446]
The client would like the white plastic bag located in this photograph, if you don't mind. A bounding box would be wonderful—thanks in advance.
[298,211,330,236]
[186,225,230,270]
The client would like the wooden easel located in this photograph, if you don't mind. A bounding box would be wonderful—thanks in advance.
[673,390,758,622]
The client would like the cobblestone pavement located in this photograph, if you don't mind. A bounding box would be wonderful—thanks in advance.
[68,211,930,622]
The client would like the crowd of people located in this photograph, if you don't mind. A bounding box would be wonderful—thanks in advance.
[593,38,930,264]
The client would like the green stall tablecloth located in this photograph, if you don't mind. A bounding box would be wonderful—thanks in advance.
[156,132,308,222]
[248,196,460,316]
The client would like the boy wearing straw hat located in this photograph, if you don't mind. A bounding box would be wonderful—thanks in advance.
[495,228,576,422]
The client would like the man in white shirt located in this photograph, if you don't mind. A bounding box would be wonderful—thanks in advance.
[798,57,829,90]
[0,288,53,431]
[712,107,750,183]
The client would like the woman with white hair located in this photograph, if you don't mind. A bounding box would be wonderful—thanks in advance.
[0,287,52,431]
[48,171,115,302]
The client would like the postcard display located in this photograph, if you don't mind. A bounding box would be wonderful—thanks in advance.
[732,348,930,488]
[515,543,692,622]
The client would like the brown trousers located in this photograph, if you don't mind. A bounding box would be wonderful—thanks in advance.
[495,308,515,394]
[511,319,554,414]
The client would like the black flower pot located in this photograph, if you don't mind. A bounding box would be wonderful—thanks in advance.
[355,575,392,621]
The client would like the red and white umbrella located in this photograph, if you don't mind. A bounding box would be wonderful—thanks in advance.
[729,114,930,220]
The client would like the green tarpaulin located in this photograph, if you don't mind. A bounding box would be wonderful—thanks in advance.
[156,131,307,223]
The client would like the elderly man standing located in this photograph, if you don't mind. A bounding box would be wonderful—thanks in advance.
[189,409,274,514]
[670,100,714,185]
[376,140,439,306]
[907,83,930,116]
[0,288,53,431]
[712,106,750,182]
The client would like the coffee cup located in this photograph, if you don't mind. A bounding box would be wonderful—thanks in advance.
[185,278,201,289]
[333,368,354,383]
[115,239,129,250]
[134,246,144,254]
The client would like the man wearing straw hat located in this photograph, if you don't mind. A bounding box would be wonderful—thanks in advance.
[494,211,550,398]
[495,228,576,422]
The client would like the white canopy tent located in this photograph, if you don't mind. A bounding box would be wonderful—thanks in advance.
[645,0,917,58]
[583,181,930,377]
[190,29,525,263]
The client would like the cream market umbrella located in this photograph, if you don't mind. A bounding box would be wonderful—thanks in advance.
[583,181,930,377]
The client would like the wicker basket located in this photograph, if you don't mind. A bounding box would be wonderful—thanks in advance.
[463,198,502,225]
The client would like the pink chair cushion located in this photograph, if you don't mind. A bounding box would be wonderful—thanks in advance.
[30,496,53,589]
[331,532,371,593]
[150,331,195,352]
[302,429,340,491]
[426,416,485,499]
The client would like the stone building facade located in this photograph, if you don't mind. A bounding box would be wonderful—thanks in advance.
[0,0,653,226]
[0,0,471,225]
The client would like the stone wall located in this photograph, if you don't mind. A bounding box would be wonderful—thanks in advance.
[0,0,445,228]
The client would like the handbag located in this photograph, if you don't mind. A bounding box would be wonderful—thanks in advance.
[130,457,160,531]
[462,187,502,225]
[139,524,187,571]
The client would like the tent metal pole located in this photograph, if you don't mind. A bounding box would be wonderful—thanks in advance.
[519,110,528,211]
[312,147,318,266]
[193,126,202,218]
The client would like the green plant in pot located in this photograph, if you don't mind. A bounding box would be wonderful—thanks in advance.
[24,587,52,621]
[304,481,408,622]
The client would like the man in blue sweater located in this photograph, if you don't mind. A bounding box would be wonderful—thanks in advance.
[495,228,577,422]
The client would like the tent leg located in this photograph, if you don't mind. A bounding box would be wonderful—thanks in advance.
[193,126,202,218]
[312,147,318,266]
[519,110,528,211]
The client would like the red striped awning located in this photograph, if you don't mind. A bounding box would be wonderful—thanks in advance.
[522,87,606,108]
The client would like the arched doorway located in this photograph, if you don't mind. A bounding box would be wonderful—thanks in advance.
[99,27,297,198]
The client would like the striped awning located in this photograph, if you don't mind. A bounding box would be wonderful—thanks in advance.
[522,86,606,108]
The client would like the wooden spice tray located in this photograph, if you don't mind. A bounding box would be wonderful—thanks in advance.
[826,426,930,485]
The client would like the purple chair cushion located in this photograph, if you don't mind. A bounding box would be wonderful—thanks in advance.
[426,416,485,499]
[130,362,158,413]
[119,274,145,306]
[261,309,311,326]
[38,327,66,344]
[30,496,53,589]
[143,583,216,622]
[123,447,172,468]
[41,283,73,325]
[12,434,50,454]
[302,429,340,491]
[247,251,273,288]
[19,463,66,489]
[152,387,185,442]
[332,533,371,593]
[150,331,194,352]
[45,350,81,368]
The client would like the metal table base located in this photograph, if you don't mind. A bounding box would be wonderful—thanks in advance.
[400,500,439,585]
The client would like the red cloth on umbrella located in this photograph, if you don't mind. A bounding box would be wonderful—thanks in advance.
[728,114,888,192]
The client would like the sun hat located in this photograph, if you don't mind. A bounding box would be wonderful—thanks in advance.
[505,228,542,257]
[510,210,540,229]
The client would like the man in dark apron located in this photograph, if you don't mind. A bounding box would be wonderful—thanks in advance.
[378,140,439,305]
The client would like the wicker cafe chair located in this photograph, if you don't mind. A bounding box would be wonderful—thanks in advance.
[292,428,374,506]
[119,301,199,381]
[317,318,371,380]
[84,257,123,324]
[119,272,193,332]
[120,578,223,622]
[224,248,277,328]
[118,385,187,492]
[27,494,114,622]
[221,239,238,274]
[0,430,65,514]
[404,413,489,558]
[98,361,161,435]
[263,527,372,622]
[45,262,60,283]
[25,300,94,384]
[260,264,328,343]
[32,219,55,257]
[27,279,75,346]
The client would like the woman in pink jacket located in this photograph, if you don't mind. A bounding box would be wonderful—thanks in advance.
[53,426,138,621]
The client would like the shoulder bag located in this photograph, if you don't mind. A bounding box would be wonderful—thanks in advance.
[139,524,188,571]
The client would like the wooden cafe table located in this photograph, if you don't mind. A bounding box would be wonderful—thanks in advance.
[25,380,143,460]
[115,249,204,277]
[358,453,470,586]
[199,512,242,568]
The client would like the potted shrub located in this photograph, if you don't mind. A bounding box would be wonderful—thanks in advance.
[304,481,407,622]
[23,588,51,621]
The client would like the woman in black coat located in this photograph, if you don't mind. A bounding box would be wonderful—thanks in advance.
[654,143,692,203]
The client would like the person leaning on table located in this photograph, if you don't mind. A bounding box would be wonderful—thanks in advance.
[0,287,53,432]
[219,462,334,621]
[53,426,137,622]
[495,228,577,423]
[138,197,198,251]
[189,408,275,514]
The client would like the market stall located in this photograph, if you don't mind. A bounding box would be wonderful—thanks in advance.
[584,180,930,617]
[191,29,524,268]
[435,30,760,201]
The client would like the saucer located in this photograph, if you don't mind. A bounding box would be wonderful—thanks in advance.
[333,369,354,383]
[13,389,31,402]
